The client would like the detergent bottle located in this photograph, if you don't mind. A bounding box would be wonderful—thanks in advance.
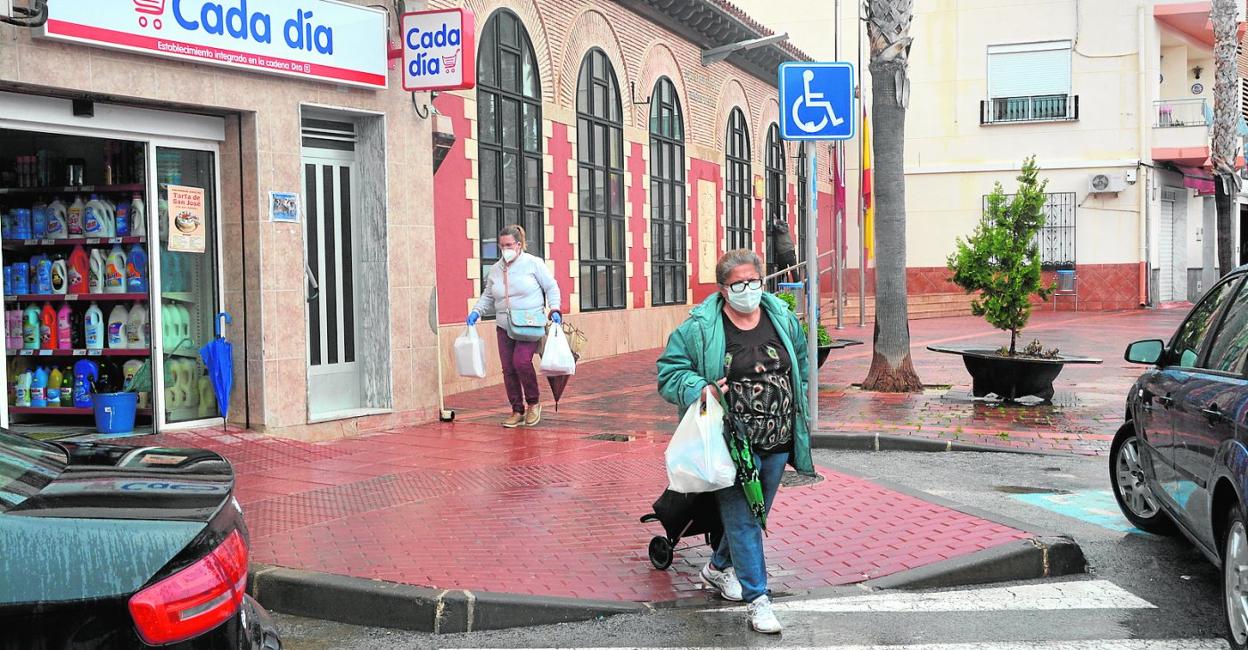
[114,199,130,237]
[198,375,216,418]
[39,302,55,350]
[10,262,27,296]
[88,248,106,294]
[84,302,104,349]
[126,244,147,293]
[5,309,20,349]
[61,369,73,408]
[45,198,67,239]
[67,195,84,236]
[130,194,146,236]
[126,303,148,349]
[33,255,51,295]
[175,305,191,350]
[56,303,72,350]
[68,245,88,294]
[22,304,39,350]
[72,359,99,408]
[83,194,114,238]
[104,244,126,294]
[47,366,63,408]
[15,369,30,407]
[30,366,47,408]
[106,304,128,349]
[31,202,47,240]
[50,254,67,295]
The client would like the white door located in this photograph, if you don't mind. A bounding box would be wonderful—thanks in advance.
[302,150,362,418]
[1160,192,1176,302]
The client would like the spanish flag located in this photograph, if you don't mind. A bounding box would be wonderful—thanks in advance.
[862,106,874,262]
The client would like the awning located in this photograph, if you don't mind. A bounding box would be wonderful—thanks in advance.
[1177,165,1216,195]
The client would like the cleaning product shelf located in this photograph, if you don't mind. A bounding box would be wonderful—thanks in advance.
[7,348,150,357]
[2,236,147,248]
[4,293,149,302]
[0,183,145,196]
[161,293,196,304]
[9,406,154,416]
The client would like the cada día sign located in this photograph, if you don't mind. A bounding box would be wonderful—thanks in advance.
[401,8,475,92]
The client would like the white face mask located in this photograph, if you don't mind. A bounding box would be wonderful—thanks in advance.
[501,248,519,263]
[725,286,763,313]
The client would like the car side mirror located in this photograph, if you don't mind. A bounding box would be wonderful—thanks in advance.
[1125,339,1165,365]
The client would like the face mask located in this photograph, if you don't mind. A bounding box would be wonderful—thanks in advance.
[501,248,519,263]
[725,286,763,313]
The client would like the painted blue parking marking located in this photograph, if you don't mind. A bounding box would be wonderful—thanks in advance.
[1012,489,1153,535]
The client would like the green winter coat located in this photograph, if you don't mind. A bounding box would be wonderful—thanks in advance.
[655,292,815,476]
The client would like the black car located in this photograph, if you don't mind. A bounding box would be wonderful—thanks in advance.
[1113,267,1248,649]
[0,430,281,649]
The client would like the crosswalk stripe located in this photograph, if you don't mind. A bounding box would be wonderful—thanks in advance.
[703,580,1155,613]
[441,641,1229,650]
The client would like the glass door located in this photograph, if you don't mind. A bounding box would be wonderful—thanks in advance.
[151,144,224,429]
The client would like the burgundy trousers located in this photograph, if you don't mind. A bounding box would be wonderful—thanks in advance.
[496,327,540,414]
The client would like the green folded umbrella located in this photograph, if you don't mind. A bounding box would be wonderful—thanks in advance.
[713,364,768,532]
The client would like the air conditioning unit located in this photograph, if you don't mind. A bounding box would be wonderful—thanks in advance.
[1088,172,1127,194]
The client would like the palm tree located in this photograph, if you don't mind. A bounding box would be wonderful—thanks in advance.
[1211,0,1241,276]
[861,0,923,391]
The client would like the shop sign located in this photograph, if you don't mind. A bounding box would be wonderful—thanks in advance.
[167,185,207,253]
[40,0,388,89]
[401,8,474,92]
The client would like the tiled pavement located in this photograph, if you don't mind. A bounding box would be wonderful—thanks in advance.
[135,306,1184,602]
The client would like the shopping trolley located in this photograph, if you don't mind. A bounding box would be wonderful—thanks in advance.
[442,49,461,74]
[133,0,166,29]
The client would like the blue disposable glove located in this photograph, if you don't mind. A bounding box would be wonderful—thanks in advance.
[467,311,480,326]
[550,311,561,324]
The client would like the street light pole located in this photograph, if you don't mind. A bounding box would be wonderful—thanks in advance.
[806,147,820,431]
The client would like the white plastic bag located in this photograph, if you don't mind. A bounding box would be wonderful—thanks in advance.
[538,326,577,376]
[665,390,736,493]
[453,325,487,378]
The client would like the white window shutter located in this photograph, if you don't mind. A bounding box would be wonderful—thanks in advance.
[988,41,1072,98]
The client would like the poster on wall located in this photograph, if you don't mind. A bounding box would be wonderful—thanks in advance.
[269,192,300,223]
[168,185,206,254]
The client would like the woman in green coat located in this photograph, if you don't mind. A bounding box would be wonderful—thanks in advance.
[656,249,815,635]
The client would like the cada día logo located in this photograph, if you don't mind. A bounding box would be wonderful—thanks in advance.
[135,0,336,54]
[401,8,475,92]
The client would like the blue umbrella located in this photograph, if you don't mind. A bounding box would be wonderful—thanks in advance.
[199,312,233,419]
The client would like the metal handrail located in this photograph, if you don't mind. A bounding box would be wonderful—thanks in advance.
[763,249,838,282]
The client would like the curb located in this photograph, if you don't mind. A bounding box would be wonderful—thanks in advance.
[862,536,1086,590]
[811,431,1055,455]
[246,564,650,634]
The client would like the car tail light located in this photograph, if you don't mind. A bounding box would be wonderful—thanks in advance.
[128,529,248,645]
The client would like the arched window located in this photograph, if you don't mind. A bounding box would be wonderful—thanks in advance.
[725,108,752,251]
[796,143,808,263]
[649,77,686,306]
[576,49,625,311]
[764,123,787,282]
[477,9,543,276]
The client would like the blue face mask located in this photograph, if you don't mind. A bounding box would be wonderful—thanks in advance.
[725,286,763,313]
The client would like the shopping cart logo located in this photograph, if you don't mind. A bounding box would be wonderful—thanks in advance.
[133,0,166,30]
[442,48,460,74]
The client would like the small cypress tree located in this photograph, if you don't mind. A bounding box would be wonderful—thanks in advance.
[947,157,1055,356]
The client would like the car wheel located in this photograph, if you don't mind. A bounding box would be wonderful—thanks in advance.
[1109,423,1176,535]
[1225,504,1248,650]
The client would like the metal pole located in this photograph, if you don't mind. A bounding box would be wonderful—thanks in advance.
[857,0,866,327]
[806,148,820,431]
[833,0,844,330]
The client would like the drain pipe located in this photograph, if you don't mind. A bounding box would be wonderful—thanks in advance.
[1138,3,1151,307]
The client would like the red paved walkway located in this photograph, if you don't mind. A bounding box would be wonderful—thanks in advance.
[146,424,1028,602]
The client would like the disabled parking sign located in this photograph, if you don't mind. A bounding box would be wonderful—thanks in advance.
[779,62,856,141]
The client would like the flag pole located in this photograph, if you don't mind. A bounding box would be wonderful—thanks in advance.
[833,0,845,330]
[857,0,866,326]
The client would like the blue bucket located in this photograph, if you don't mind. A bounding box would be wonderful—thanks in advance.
[94,392,138,436]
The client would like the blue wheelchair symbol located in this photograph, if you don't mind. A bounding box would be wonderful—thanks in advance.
[779,62,855,141]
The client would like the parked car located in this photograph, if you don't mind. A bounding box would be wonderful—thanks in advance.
[0,430,281,649]
[1113,267,1248,650]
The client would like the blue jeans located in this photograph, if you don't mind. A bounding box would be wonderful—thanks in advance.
[711,450,789,603]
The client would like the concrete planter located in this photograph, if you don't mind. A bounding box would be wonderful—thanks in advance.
[927,344,1102,402]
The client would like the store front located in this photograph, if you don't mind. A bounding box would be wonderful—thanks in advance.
[0,93,227,436]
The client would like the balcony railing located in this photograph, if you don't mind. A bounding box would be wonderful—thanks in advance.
[980,94,1078,125]
[1155,98,1209,128]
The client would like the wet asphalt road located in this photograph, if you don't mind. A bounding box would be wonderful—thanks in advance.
[268,449,1231,649]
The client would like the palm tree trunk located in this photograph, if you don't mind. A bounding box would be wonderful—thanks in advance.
[1212,0,1240,276]
[862,0,922,392]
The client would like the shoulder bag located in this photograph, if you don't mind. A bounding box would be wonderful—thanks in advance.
[501,263,547,341]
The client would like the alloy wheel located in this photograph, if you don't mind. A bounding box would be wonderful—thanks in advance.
[1115,437,1159,519]
[1227,519,1248,646]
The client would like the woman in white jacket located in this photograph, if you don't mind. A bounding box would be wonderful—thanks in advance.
[467,225,562,427]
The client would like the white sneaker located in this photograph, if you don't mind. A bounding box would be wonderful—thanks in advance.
[747,595,782,634]
[700,562,743,601]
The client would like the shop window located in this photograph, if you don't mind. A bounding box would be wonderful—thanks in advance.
[477,9,543,277]
[649,77,686,307]
[725,108,752,251]
[764,124,787,284]
[576,49,625,311]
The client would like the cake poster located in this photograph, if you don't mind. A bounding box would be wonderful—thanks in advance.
[168,185,206,253]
